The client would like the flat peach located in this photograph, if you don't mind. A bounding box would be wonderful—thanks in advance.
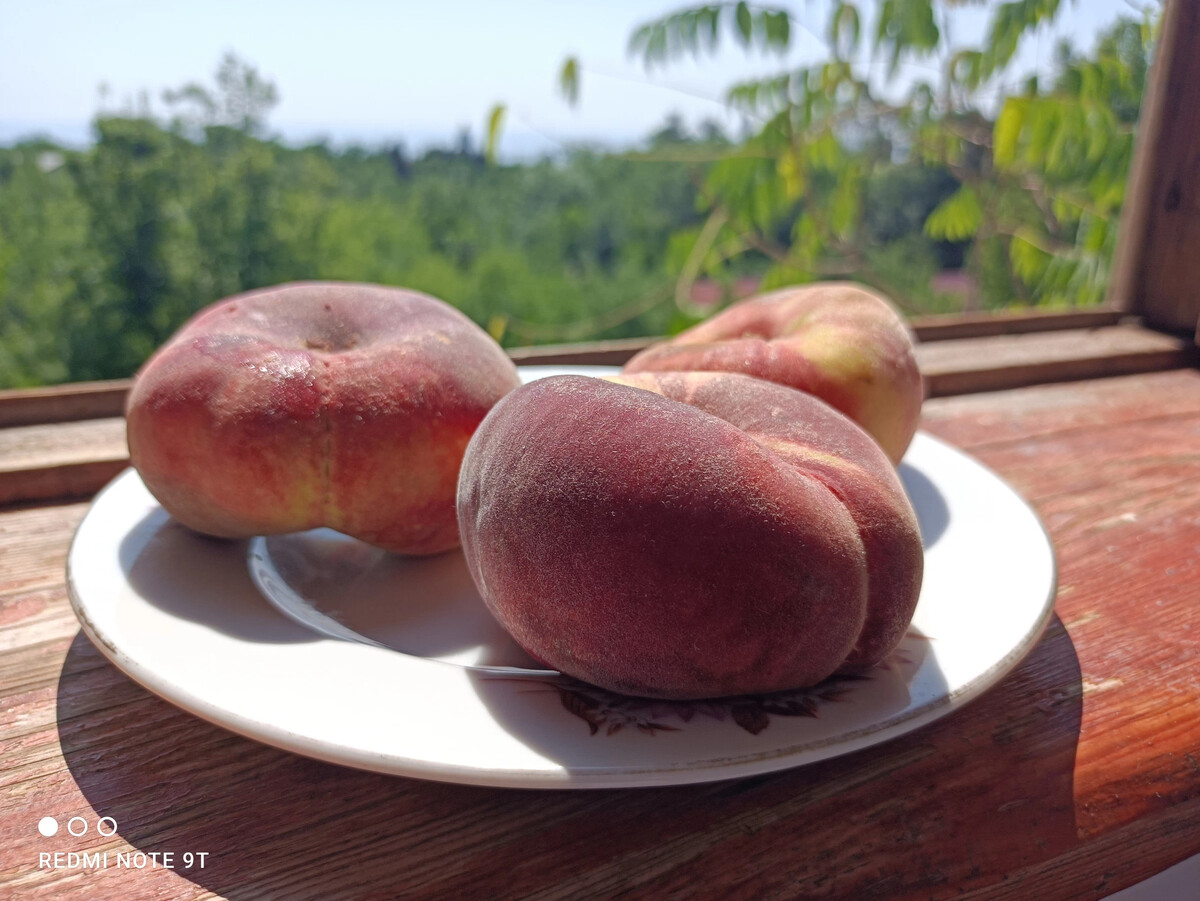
[457,371,923,699]
[623,283,923,463]
[127,282,521,554]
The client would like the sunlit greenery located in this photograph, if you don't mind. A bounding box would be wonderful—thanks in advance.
[0,4,1157,388]
[591,0,1156,316]
[0,112,704,386]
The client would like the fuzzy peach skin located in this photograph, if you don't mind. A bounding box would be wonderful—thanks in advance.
[622,282,923,464]
[126,282,521,555]
[456,371,923,699]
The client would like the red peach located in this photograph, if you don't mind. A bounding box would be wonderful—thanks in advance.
[623,282,923,464]
[127,282,520,554]
[457,371,923,699]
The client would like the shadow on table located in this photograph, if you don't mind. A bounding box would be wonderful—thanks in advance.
[56,613,1082,900]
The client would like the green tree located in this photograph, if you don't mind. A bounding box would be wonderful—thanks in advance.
[163,52,279,137]
[65,117,190,378]
[0,144,93,386]
[582,0,1156,312]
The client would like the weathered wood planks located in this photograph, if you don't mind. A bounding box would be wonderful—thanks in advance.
[1,369,1199,899]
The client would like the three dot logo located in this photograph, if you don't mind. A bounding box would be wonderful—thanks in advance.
[37,816,116,837]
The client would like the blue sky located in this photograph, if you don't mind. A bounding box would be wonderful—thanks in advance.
[0,0,1137,157]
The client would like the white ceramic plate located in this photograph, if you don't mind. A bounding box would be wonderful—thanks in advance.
[67,365,1057,788]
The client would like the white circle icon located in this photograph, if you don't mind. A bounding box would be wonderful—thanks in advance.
[67,816,88,836]
[38,817,59,837]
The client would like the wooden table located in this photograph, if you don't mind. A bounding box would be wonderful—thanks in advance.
[2,324,1200,900]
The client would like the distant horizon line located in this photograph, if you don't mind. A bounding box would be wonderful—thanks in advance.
[0,116,688,162]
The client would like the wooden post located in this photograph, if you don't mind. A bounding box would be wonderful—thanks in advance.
[1108,0,1200,343]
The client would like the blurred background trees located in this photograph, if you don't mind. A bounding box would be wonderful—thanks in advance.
[601,0,1156,317]
[0,2,1158,388]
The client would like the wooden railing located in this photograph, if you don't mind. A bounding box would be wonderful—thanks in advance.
[0,305,1196,508]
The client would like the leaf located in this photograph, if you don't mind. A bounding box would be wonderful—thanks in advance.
[680,8,698,50]
[949,49,983,90]
[484,103,506,165]
[735,1,753,47]
[760,695,819,717]
[830,1,861,60]
[485,313,508,343]
[559,687,602,735]
[689,5,713,51]
[874,0,895,48]
[993,98,1026,168]
[764,10,791,52]
[790,213,821,266]
[1009,228,1050,283]
[924,185,982,241]
[759,262,813,291]
[776,147,807,200]
[558,56,580,106]
[873,0,940,76]
[979,0,1063,81]
[629,4,791,67]
[705,153,780,229]
[806,130,841,170]
[1081,215,1108,254]
[648,24,668,65]
[627,22,652,59]
[725,80,761,115]
[731,703,771,735]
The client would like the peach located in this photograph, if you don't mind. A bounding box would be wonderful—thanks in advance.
[457,371,923,699]
[126,282,521,555]
[623,282,923,463]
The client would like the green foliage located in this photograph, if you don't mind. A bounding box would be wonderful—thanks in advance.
[0,110,706,386]
[874,0,940,75]
[924,185,982,242]
[484,104,506,164]
[0,144,93,386]
[978,0,1064,84]
[0,10,1158,388]
[619,0,1155,314]
[559,56,580,106]
[829,1,861,60]
[163,52,279,137]
[628,3,791,68]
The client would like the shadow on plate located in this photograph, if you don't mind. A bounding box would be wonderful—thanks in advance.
[899,462,950,549]
[466,627,941,775]
[55,615,1083,899]
[252,530,537,666]
[118,508,316,644]
[118,509,535,663]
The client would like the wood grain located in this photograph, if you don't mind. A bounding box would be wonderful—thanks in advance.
[2,323,1192,509]
[0,420,128,506]
[916,323,1196,397]
[0,308,1137,428]
[0,381,132,429]
[2,368,1200,899]
[910,308,1125,341]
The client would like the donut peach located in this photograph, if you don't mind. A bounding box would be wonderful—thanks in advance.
[127,282,521,555]
[457,371,923,699]
[622,282,923,463]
